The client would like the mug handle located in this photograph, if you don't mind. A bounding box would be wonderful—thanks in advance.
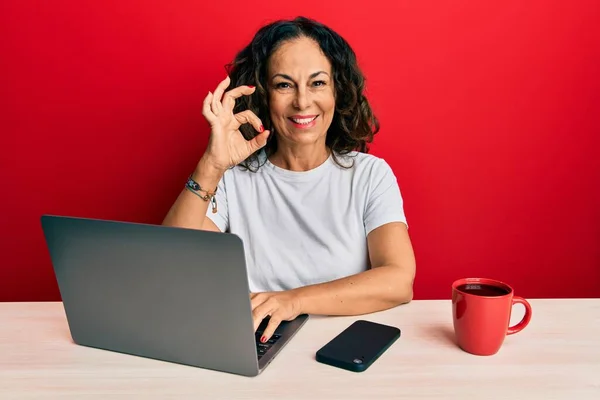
[507,296,532,335]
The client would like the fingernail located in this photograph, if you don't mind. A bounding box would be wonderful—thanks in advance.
[248,85,255,88]
[260,125,264,132]
[261,336,267,343]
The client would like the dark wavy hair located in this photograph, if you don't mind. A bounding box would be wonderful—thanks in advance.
[226,16,380,170]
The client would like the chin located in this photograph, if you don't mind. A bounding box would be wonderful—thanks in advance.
[287,132,325,145]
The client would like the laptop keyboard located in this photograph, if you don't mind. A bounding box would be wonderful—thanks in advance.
[254,332,282,360]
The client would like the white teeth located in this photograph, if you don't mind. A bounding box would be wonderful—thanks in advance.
[291,116,317,124]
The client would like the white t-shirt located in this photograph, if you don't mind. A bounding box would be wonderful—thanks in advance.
[205,150,407,292]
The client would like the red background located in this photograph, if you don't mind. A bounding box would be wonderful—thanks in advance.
[2,1,599,302]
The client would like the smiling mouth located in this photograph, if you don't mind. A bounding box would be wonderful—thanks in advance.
[289,116,318,125]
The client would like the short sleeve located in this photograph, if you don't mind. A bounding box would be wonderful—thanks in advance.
[205,174,229,232]
[364,159,408,235]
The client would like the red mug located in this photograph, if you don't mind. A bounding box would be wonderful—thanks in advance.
[452,278,532,356]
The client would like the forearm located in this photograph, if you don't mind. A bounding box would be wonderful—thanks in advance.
[291,265,414,316]
[162,158,223,230]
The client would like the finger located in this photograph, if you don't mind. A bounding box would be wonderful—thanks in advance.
[247,129,271,152]
[234,110,264,133]
[202,91,216,123]
[211,76,231,115]
[250,293,266,310]
[252,301,273,332]
[260,315,282,343]
[222,85,256,112]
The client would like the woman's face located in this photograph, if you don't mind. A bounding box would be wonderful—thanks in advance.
[266,36,336,148]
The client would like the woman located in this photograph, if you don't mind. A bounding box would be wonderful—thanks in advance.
[163,16,416,343]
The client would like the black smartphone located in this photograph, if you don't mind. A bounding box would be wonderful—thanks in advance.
[315,320,401,372]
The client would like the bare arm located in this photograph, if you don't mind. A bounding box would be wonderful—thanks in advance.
[162,76,269,232]
[162,159,223,232]
[253,222,416,340]
[291,221,415,315]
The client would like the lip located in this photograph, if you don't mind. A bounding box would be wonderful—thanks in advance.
[287,115,318,129]
[289,114,318,119]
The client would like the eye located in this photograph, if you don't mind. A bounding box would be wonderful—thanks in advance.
[275,82,292,89]
[312,80,326,87]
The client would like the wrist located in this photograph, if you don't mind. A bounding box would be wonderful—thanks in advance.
[193,158,225,188]
[289,287,307,316]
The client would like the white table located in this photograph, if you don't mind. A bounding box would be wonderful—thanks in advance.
[1,299,598,399]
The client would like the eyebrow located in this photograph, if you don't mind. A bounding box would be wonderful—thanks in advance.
[271,71,330,81]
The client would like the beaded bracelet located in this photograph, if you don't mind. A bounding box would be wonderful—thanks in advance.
[185,175,218,213]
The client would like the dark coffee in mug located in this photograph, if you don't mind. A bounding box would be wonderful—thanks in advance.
[456,283,510,297]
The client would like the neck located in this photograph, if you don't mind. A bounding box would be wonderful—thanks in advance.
[269,144,330,172]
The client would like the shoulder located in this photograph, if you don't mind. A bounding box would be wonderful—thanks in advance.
[333,151,395,179]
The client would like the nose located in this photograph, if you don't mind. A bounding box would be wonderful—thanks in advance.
[292,87,310,110]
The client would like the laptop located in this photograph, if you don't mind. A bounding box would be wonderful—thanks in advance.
[40,214,308,377]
